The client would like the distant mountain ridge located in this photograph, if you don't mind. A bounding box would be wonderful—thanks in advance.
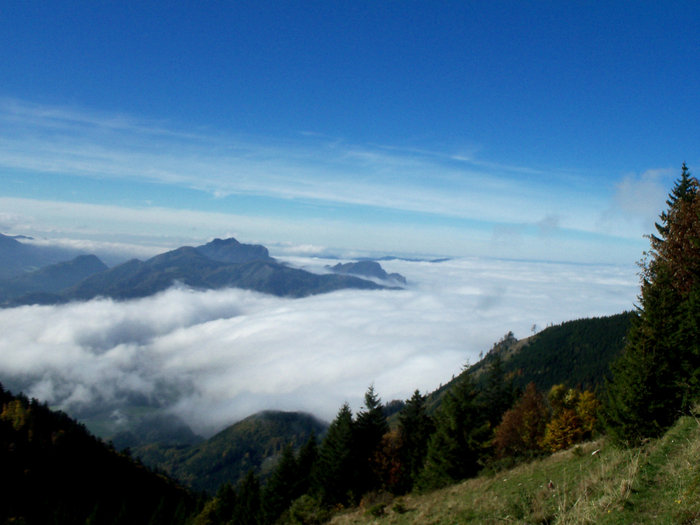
[0,255,108,303]
[0,233,85,280]
[327,260,407,285]
[0,237,390,306]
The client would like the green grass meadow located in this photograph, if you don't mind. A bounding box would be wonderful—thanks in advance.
[330,412,700,525]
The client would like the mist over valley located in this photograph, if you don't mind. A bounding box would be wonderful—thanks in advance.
[0,241,638,439]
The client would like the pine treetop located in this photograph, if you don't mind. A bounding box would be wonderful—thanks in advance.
[654,162,697,241]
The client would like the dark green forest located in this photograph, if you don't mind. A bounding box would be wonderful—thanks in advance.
[443,310,633,399]
[136,411,327,494]
[0,384,198,524]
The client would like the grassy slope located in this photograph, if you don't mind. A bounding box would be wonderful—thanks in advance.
[330,412,700,524]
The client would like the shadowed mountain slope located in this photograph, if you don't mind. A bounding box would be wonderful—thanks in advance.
[0,254,108,303]
[134,410,327,494]
[0,382,197,524]
[0,233,84,280]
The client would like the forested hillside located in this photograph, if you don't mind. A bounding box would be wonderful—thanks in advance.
[136,411,327,494]
[422,312,632,417]
[0,383,199,524]
[128,312,630,501]
[472,312,634,391]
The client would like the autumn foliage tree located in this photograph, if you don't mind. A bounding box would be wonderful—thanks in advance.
[370,428,403,493]
[540,385,600,452]
[492,382,549,458]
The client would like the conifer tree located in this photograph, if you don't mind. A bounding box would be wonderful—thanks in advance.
[262,444,299,524]
[416,374,489,490]
[209,483,237,524]
[652,162,695,244]
[313,403,356,506]
[354,385,389,495]
[396,390,433,493]
[296,433,318,497]
[232,471,262,525]
[605,164,700,444]
[478,355,517,428]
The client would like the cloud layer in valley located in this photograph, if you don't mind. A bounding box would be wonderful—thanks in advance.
[0,257,639,436]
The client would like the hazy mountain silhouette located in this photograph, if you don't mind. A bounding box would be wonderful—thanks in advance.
[1,237,388,306]
[0,255,108,303]
[328,260,407,285]
[0,233,84,280]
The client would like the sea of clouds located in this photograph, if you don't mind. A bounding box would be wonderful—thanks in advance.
[0,256,639,437]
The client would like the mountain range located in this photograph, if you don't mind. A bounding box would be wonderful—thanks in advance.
[0,236,400,306]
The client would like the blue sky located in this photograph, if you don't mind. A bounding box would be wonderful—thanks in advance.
[1,2,698,263]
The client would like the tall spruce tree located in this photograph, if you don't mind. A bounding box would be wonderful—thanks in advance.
[296,433,318,497]
[478,354,517,428]
[354,385,389,495]
[396,390,434,493]
[231,471,262,525]
[313,403,357,506]
[605,164,700,444]
[416,373,489,491]
[262,444,299,524]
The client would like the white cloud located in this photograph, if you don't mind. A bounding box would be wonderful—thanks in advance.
[0,257,638,437]
[19,236,171,265]
[597,168,673,237]
[615,169,669,217]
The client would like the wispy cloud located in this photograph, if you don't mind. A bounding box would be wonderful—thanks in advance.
[0,257,638,436]
[0,195,646,265]
[0,98,629,237]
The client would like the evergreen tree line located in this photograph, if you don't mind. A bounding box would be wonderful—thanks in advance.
[195,366,602,524]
